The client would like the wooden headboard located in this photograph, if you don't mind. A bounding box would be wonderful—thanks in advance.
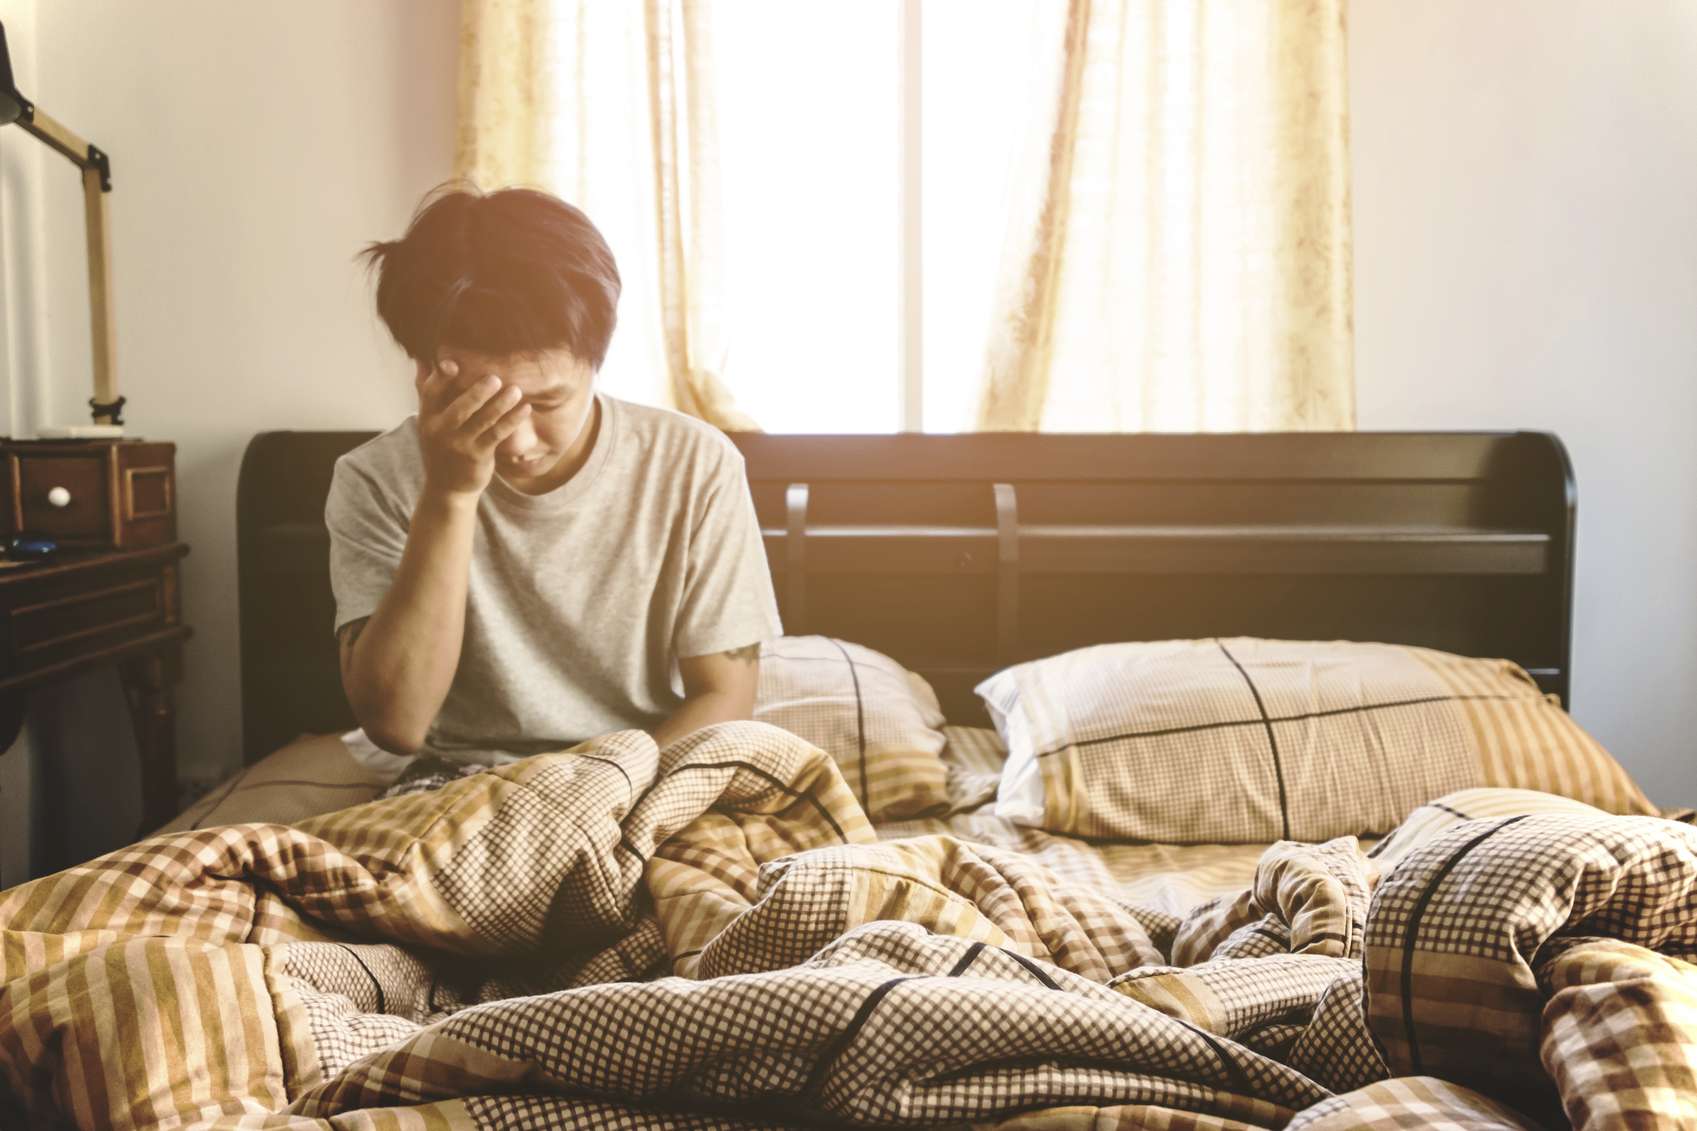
[237,430,1575,763]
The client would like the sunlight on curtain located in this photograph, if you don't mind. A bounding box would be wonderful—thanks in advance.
[458,0,1352,433]
[458,0,899,432]
[457,0,669,412]
[973,0,1355,432]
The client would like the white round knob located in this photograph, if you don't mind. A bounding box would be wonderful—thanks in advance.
[46,486,71,508]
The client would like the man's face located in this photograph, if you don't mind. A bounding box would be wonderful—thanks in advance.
[425,345,597,480]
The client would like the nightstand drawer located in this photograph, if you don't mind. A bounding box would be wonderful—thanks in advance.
[15,452,109,541]
[3,440,176,549]
[0,543,185,682]
[9,573,166,662]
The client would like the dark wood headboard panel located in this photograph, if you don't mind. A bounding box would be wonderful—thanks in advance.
[238,430,1575,762]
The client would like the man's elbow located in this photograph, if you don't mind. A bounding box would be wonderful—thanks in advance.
[361,720,427,757]
[694,684,756,722]
[346,681,429,755]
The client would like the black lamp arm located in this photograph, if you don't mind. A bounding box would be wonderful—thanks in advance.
[1,21,112,191]
[2,19,122,427]
[12,104,114,192]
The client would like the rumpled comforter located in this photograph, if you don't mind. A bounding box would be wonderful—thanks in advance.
[1,721,1693,1129]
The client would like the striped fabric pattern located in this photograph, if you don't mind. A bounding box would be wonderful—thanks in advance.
[1409,647,1653,813]
[4,714,1696,1129]
[939,724,1007,814]
[753,635,951,820]
[981,637,1656,844]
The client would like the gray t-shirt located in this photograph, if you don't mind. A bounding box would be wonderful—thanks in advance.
[325,393,782,763]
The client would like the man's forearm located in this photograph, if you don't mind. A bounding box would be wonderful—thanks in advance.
[345,489,479,752]
[652,690,754,751]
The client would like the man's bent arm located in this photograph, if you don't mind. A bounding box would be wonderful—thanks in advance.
[339,488,479,754]
[652,644,761,750]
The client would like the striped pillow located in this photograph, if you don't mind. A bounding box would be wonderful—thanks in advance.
[983,638,1655,844]
[755,635,950,820]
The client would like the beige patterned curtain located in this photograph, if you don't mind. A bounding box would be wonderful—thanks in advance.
[456,0,756,429]
[976,0,1355,432]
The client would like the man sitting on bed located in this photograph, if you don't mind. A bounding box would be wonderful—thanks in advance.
[325,184,781,778]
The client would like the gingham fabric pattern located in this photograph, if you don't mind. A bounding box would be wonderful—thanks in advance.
[981,637,1656,844]
[1169,837,1372,967]
[1365,785,1607,873]
[1283,1076,1543,1130]
[1364,809,1697,1122]
[287,920,1328,1128]
[1286,968,1388,1094]
[4,718,1696,1131]
[1536,936,1697,1129]
[754,635,951,820]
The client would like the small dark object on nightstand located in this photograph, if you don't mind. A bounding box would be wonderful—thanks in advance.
[5,536,58,561]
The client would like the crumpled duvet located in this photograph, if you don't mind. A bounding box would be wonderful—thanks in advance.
[1,720,1693,1129]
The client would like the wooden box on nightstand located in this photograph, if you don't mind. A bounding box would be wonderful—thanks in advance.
[2,439,177,549]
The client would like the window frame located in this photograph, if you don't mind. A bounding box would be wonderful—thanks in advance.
[897,0,924,432]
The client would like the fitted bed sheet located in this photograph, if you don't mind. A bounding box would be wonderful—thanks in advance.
[880,725,1320,923]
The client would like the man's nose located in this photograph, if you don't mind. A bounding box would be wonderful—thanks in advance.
[498,415,539,459]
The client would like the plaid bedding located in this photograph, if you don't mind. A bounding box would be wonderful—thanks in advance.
[984,638,1656,845]
[2,720,1693,1129]
[755,636,952,821]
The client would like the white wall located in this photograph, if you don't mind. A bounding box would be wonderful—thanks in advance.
[3,2,1692,872]
[1,1,456,870]
[1351,2,1697,805]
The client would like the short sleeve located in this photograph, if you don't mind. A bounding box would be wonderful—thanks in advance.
[674,445,784,659]
[324,459,409,634]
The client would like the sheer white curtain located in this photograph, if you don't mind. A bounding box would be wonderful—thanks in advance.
[456,0,1354,433]
[457,0,752,427]
[975,0,1355,431]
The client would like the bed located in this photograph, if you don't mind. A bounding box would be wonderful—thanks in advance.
[4,429,1693,1130]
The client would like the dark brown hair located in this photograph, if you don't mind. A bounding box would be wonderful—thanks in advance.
[362,183,621,369]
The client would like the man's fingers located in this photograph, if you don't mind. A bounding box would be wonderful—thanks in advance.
[416,359,463,409]
[464,383,525,436]
[481,401,532,445]
[442,375,505,429]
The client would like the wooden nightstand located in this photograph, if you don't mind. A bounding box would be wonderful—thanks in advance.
[0,544,192,844]
[1,439,191,854]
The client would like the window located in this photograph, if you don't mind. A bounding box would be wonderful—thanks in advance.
[714,1,901,432]
[662,0,1045,432]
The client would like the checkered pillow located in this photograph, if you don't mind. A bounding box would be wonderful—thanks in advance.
[981,637,1655,844]
[754,635,949,820]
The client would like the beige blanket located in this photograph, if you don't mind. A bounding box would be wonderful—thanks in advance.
[2,721,1693,1129]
